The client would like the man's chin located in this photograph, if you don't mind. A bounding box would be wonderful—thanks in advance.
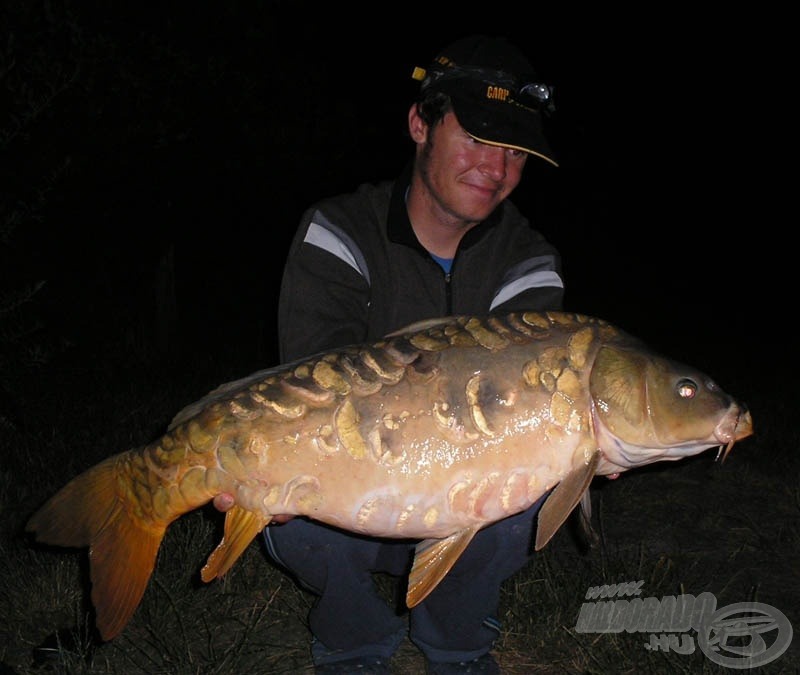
[453,199,498,224]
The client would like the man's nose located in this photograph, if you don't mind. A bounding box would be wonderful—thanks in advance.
[477,145,507,180]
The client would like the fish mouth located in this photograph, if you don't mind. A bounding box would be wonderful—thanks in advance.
[592,401,754,475]
[715,405,754,463]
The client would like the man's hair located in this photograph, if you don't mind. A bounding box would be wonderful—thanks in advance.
[415,88,452,128]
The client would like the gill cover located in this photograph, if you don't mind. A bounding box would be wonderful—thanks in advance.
[589,345,728,447]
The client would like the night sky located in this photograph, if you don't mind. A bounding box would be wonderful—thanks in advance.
[3,4,777,381]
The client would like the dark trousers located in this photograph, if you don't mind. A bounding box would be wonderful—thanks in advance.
[263,494,547,665]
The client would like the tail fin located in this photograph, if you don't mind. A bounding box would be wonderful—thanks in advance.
[26,455,166,641]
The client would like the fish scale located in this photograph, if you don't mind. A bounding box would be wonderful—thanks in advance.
[25,311,754,641]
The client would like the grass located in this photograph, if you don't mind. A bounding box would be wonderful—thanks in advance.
[1,333,798,674]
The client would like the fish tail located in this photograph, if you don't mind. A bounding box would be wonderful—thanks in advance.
[26,454,166,641]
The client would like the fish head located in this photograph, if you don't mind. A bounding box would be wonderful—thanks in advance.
[589,343,754,474]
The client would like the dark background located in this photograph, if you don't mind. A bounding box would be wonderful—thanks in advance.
[2,2,779,384]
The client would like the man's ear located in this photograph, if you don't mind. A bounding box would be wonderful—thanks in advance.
[408,103,428,143]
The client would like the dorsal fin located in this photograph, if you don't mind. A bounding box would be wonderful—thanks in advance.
[385,316,461,337]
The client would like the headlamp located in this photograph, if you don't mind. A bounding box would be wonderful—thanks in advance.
[414,64,555,115]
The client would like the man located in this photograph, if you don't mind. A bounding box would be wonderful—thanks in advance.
[219,35,564,674]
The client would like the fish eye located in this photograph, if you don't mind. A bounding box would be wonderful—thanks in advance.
[677,378,698,399]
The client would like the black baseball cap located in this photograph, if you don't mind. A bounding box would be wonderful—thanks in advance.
[412,35,558,167]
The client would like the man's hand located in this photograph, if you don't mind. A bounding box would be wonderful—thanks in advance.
[212,493,294,523]
[213,493,235,512]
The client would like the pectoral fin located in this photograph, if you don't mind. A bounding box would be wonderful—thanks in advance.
[200,505,270,582]
[406,527,479,607]
[535,449,600,551]
[576,487,600,548]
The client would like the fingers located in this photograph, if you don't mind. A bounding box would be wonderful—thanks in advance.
[213,493,235,512]
[212,493,294,524]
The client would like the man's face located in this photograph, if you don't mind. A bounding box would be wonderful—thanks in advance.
[414,110,527,225]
